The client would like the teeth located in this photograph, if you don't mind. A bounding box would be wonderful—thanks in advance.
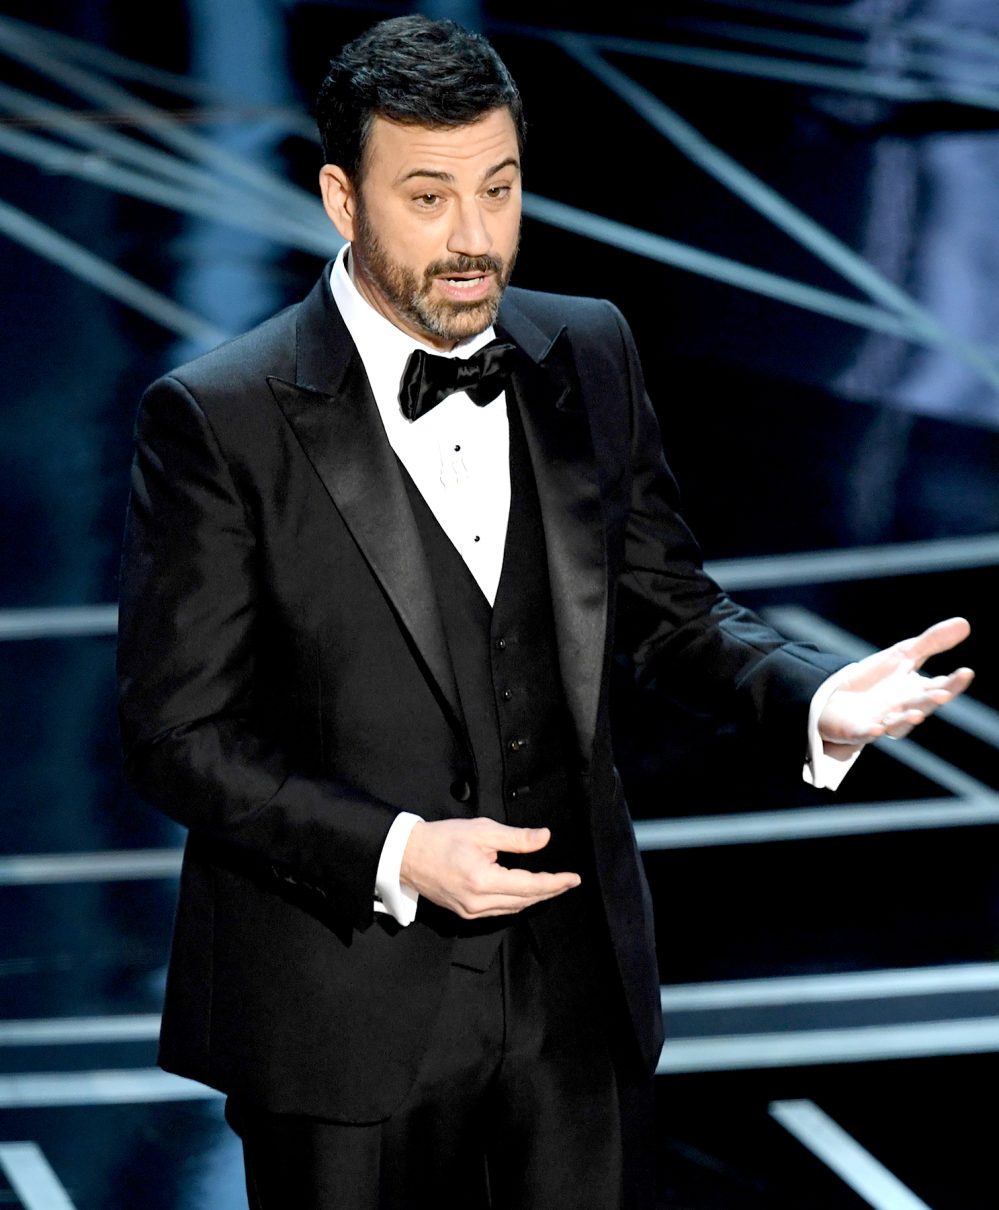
[446,277,483,288]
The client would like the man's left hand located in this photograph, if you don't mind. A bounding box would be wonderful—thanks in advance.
[818,616,974,758]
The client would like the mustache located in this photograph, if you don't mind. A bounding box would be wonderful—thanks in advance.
[424,254,504,278]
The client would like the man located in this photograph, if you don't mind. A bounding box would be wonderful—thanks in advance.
[117,16,973,1209]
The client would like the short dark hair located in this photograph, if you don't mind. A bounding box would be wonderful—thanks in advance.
[316,16,525,181]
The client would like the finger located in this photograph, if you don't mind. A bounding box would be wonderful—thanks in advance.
[887,688,954,717]
[881,668,975,720]
[453,872,582,919]
[878,707,925,735]
[942,666,975,695]
[475,822,553,855]
[459,885,579,919]
[484,866,581,899]
[899,617,971,670]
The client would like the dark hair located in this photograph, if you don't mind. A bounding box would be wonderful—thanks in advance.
[316,16,525,180]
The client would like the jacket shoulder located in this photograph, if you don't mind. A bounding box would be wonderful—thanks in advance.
[502,285,624,342]
[162,302,300,402]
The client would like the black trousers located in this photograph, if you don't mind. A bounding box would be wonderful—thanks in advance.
[225,919,653,1209]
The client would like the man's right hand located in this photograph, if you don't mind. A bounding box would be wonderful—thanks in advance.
[399,817,581,920]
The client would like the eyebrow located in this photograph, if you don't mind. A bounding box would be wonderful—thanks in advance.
[397,157,520,186]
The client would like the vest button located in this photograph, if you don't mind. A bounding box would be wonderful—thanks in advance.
[501,688,513,701]
[449,779,472,803]
[508,737,528,753]
[509,789,518,800]
[496,638,507,651]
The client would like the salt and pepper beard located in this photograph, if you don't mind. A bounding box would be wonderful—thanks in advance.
[352,196,519,344]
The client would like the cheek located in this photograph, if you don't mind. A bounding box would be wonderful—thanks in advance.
[498,211,522,259]
[384,213,435,266]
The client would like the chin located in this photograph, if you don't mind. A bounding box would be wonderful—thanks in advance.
[421,298,501,343]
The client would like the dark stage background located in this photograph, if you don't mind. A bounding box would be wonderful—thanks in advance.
[1,1,998,1206]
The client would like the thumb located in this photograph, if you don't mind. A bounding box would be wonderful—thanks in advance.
[489,824,552,855]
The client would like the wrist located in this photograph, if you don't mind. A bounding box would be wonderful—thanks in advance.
[399,819,428,891]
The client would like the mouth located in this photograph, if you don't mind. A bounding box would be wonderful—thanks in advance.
[434,272,495,301]
[443,274,486,288]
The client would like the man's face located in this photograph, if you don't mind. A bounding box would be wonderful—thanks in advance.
[321,108,522,349]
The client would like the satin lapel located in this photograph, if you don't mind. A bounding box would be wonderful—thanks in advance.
[498,302,609,765]
[266,272,463,730]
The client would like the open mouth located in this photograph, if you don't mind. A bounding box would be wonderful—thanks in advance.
[434,272,493,301]
[438,272,489,288]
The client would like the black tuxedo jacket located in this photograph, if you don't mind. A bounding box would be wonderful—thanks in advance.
[118,267,841,1122]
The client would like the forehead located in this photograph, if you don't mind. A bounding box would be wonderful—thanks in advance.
[364,108,520,183]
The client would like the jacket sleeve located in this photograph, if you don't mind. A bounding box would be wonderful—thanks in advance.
[605,303,845,765]
[117,374,397,929]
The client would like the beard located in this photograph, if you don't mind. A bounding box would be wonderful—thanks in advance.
[352,201,518,344]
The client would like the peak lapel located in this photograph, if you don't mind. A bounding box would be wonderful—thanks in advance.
[498,300,609,765]
[267,272,463,731]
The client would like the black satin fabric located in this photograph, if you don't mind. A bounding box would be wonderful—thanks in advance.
[398,340,517,420]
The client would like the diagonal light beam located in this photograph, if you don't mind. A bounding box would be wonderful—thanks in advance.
[0,197,227,346]
[0,124,338,257]
[707,533,999,591]
[771,1101,932,1209]
[522,193,924,343]
[592,30,999,113]
[0,17,320,225]
[555,34,999,390]
[0,81,334,253]
[0,81,301,212]
[3,12,313,137]
[0,13,228,103]
[660,15,999,93]
[696,0,999,68]
[0,1143,77,1210]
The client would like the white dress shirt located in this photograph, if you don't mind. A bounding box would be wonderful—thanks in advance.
[328,245,857,926]
[331,246,510,605]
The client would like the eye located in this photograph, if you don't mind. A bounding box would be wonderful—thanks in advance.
[414,192,441,209]
[484,185,510,200]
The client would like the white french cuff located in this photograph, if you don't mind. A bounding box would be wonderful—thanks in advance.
[374,811,423,926]
[803,663,862,791]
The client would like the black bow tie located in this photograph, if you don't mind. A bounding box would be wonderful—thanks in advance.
[399,340,517,422]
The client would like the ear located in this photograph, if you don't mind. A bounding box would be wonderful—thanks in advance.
[319,164,358,242]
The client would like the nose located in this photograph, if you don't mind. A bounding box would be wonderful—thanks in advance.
[447,197,491,258]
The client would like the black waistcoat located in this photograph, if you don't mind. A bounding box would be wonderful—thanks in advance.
[402,392,588,967]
